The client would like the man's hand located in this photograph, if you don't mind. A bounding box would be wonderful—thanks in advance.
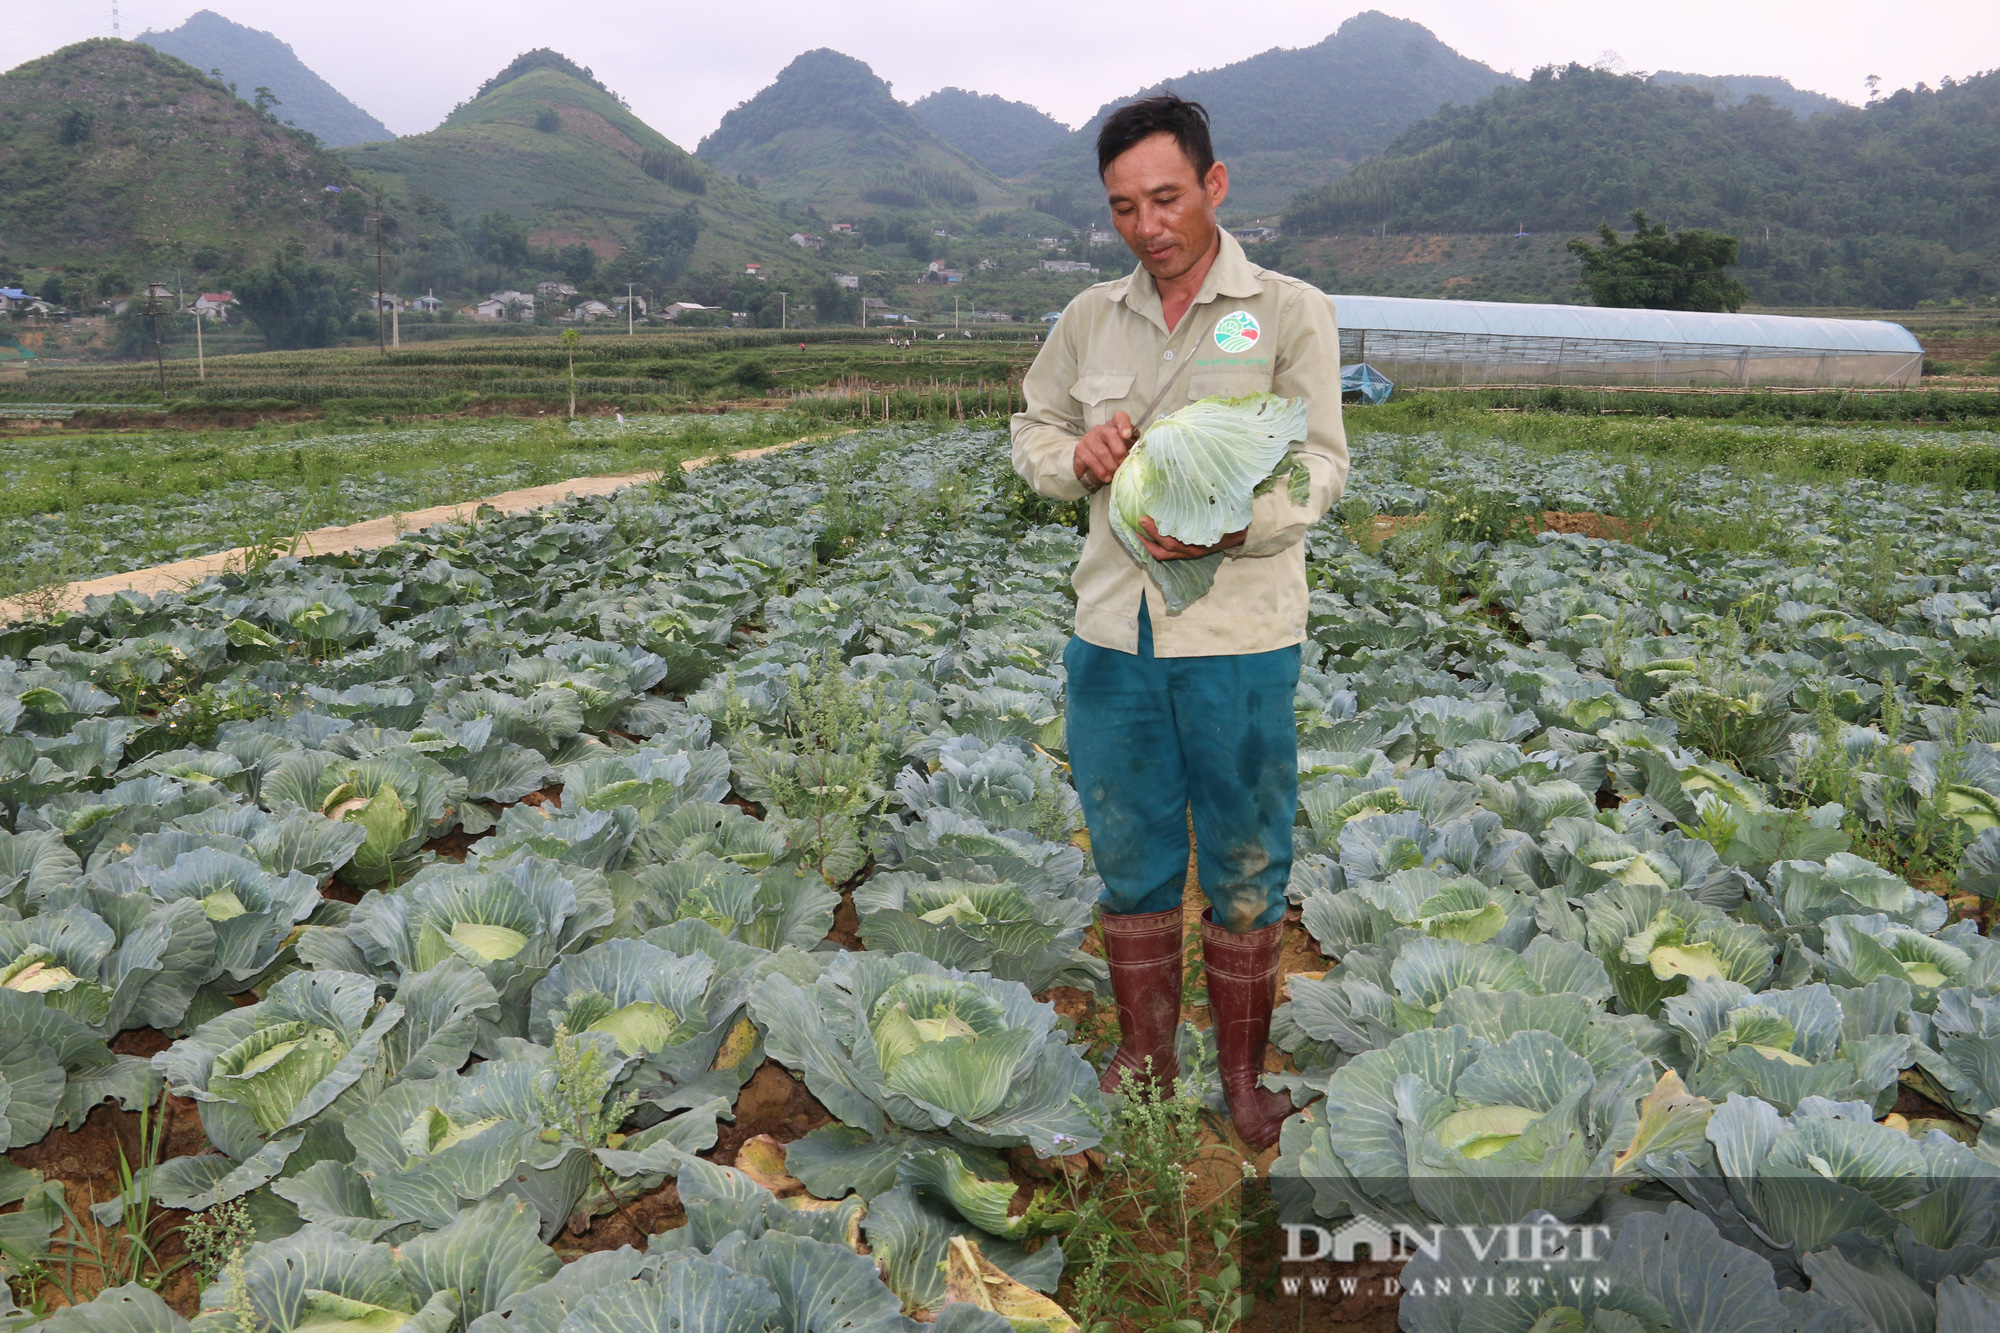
[1139,517,1247,560]
[1073,411,1136,489]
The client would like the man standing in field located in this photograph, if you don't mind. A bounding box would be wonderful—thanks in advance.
[1011,95,1348,1151]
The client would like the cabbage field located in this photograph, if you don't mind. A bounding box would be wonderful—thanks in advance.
[4,417,2000,1332]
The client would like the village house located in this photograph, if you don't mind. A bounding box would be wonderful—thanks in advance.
[924,261,963,284]
[1040,259,1095,274]
[471,290,536,322]
[743,262,763,277]
[829,222,856,235]
[661,301,719,321]
[367,293,410,313]
[0,287,32,313]
[566,299,615,322]
[1088,229,1118,246]
[789,232,824,250]
[537,281,579,300]
[1231,226,1277,243]
[613,294,649,316]
[834,274,860,290]
[411,291,446,314]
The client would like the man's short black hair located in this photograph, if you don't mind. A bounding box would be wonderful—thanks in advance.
[1096,94,1215,181]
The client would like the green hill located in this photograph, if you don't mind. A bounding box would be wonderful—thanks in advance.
[696,50,1016,218]
[1282,62,2000,307]
[0,39,352,286]
[1028,11,1519,218]
[911,88,1070,179]
[339,52,830,283]
[138,9,391,147]
[1647,70,1851,119]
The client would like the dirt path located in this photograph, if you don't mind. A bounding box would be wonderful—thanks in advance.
[0,439,810,624]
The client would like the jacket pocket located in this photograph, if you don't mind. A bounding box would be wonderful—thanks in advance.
[1070,371,1134,429]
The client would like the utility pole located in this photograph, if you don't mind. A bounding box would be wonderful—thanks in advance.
[392,304,400,349]
[627,283,635,336]
[778,291,788,330]
[373,211,387,359]
[145,282,169,401]
[111,1,120,39]
[954,293,960,330]
[194,302,205,381]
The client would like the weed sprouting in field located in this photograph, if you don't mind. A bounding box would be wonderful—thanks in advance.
[7,1093,189,1309]
[1060,1071,1261,1333]
[726,651,914,887]
[179,1198,254,1290]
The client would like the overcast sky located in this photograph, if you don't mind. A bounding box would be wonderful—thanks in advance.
[5,1,1996,145]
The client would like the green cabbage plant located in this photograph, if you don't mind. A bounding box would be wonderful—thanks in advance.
[1660,975,1917,1114]
[1276,932,1628,1070]
[1557,880,1774,1016]
[0,989,156,1148]
[854,869,1103,994]
[192,1196,557,1333]
[1108,393,1308,612]
[313,1025,725,1239]
[152,964,497,1191]
[1647,1093,2000,1297]
[1278,1021,1710,1228]
[623,855,838,951]
[750,952,1101,1158]
[344,853,613,1046]
[530,920,770,1095]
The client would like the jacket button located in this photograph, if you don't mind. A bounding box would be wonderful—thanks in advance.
[1163,350,1174,360]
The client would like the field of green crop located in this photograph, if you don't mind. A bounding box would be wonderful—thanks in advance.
[0,329,1044,419]
[4,408,2000,1331]
[0,412,817,599]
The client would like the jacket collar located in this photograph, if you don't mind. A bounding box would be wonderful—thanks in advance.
[1109,228,1262,333]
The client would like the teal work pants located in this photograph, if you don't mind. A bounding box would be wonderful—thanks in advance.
[1062,602,1300,933]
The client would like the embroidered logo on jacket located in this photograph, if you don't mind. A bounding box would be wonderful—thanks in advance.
[1213,309,1260,354]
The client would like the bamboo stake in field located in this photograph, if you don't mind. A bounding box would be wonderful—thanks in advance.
[561,327,580,418]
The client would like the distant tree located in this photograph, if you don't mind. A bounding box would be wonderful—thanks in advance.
[641,149,707,194]
[1568,211,1749,312]
[535,106,560,133]
[634,208,700,261]
[557,243,598,283]
[56,109,94,146]
[474,211,532,267]
[232,243,350,349]
[478,50,612,100]
[252,87,281,117]
[629,205,701,285]
[111,303,184,359]
[810,277,860,326]
[96,271,131,300]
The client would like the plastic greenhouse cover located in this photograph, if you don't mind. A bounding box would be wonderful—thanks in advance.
[1327,294,1922,355]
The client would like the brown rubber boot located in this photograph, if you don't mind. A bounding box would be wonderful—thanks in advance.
[1201,909,1295,1151]
[1096,907,1185,1095]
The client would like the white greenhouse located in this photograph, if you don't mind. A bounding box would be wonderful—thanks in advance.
[1328,295,1924,389]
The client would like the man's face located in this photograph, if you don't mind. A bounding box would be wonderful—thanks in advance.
[1103,132,1229,285]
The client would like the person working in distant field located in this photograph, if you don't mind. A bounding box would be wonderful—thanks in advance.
[1011,95,1348,1151]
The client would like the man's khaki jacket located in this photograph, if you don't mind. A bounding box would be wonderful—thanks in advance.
[1010,231,1350,657]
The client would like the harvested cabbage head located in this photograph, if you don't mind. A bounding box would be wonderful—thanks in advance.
[1109,392,1308,612]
